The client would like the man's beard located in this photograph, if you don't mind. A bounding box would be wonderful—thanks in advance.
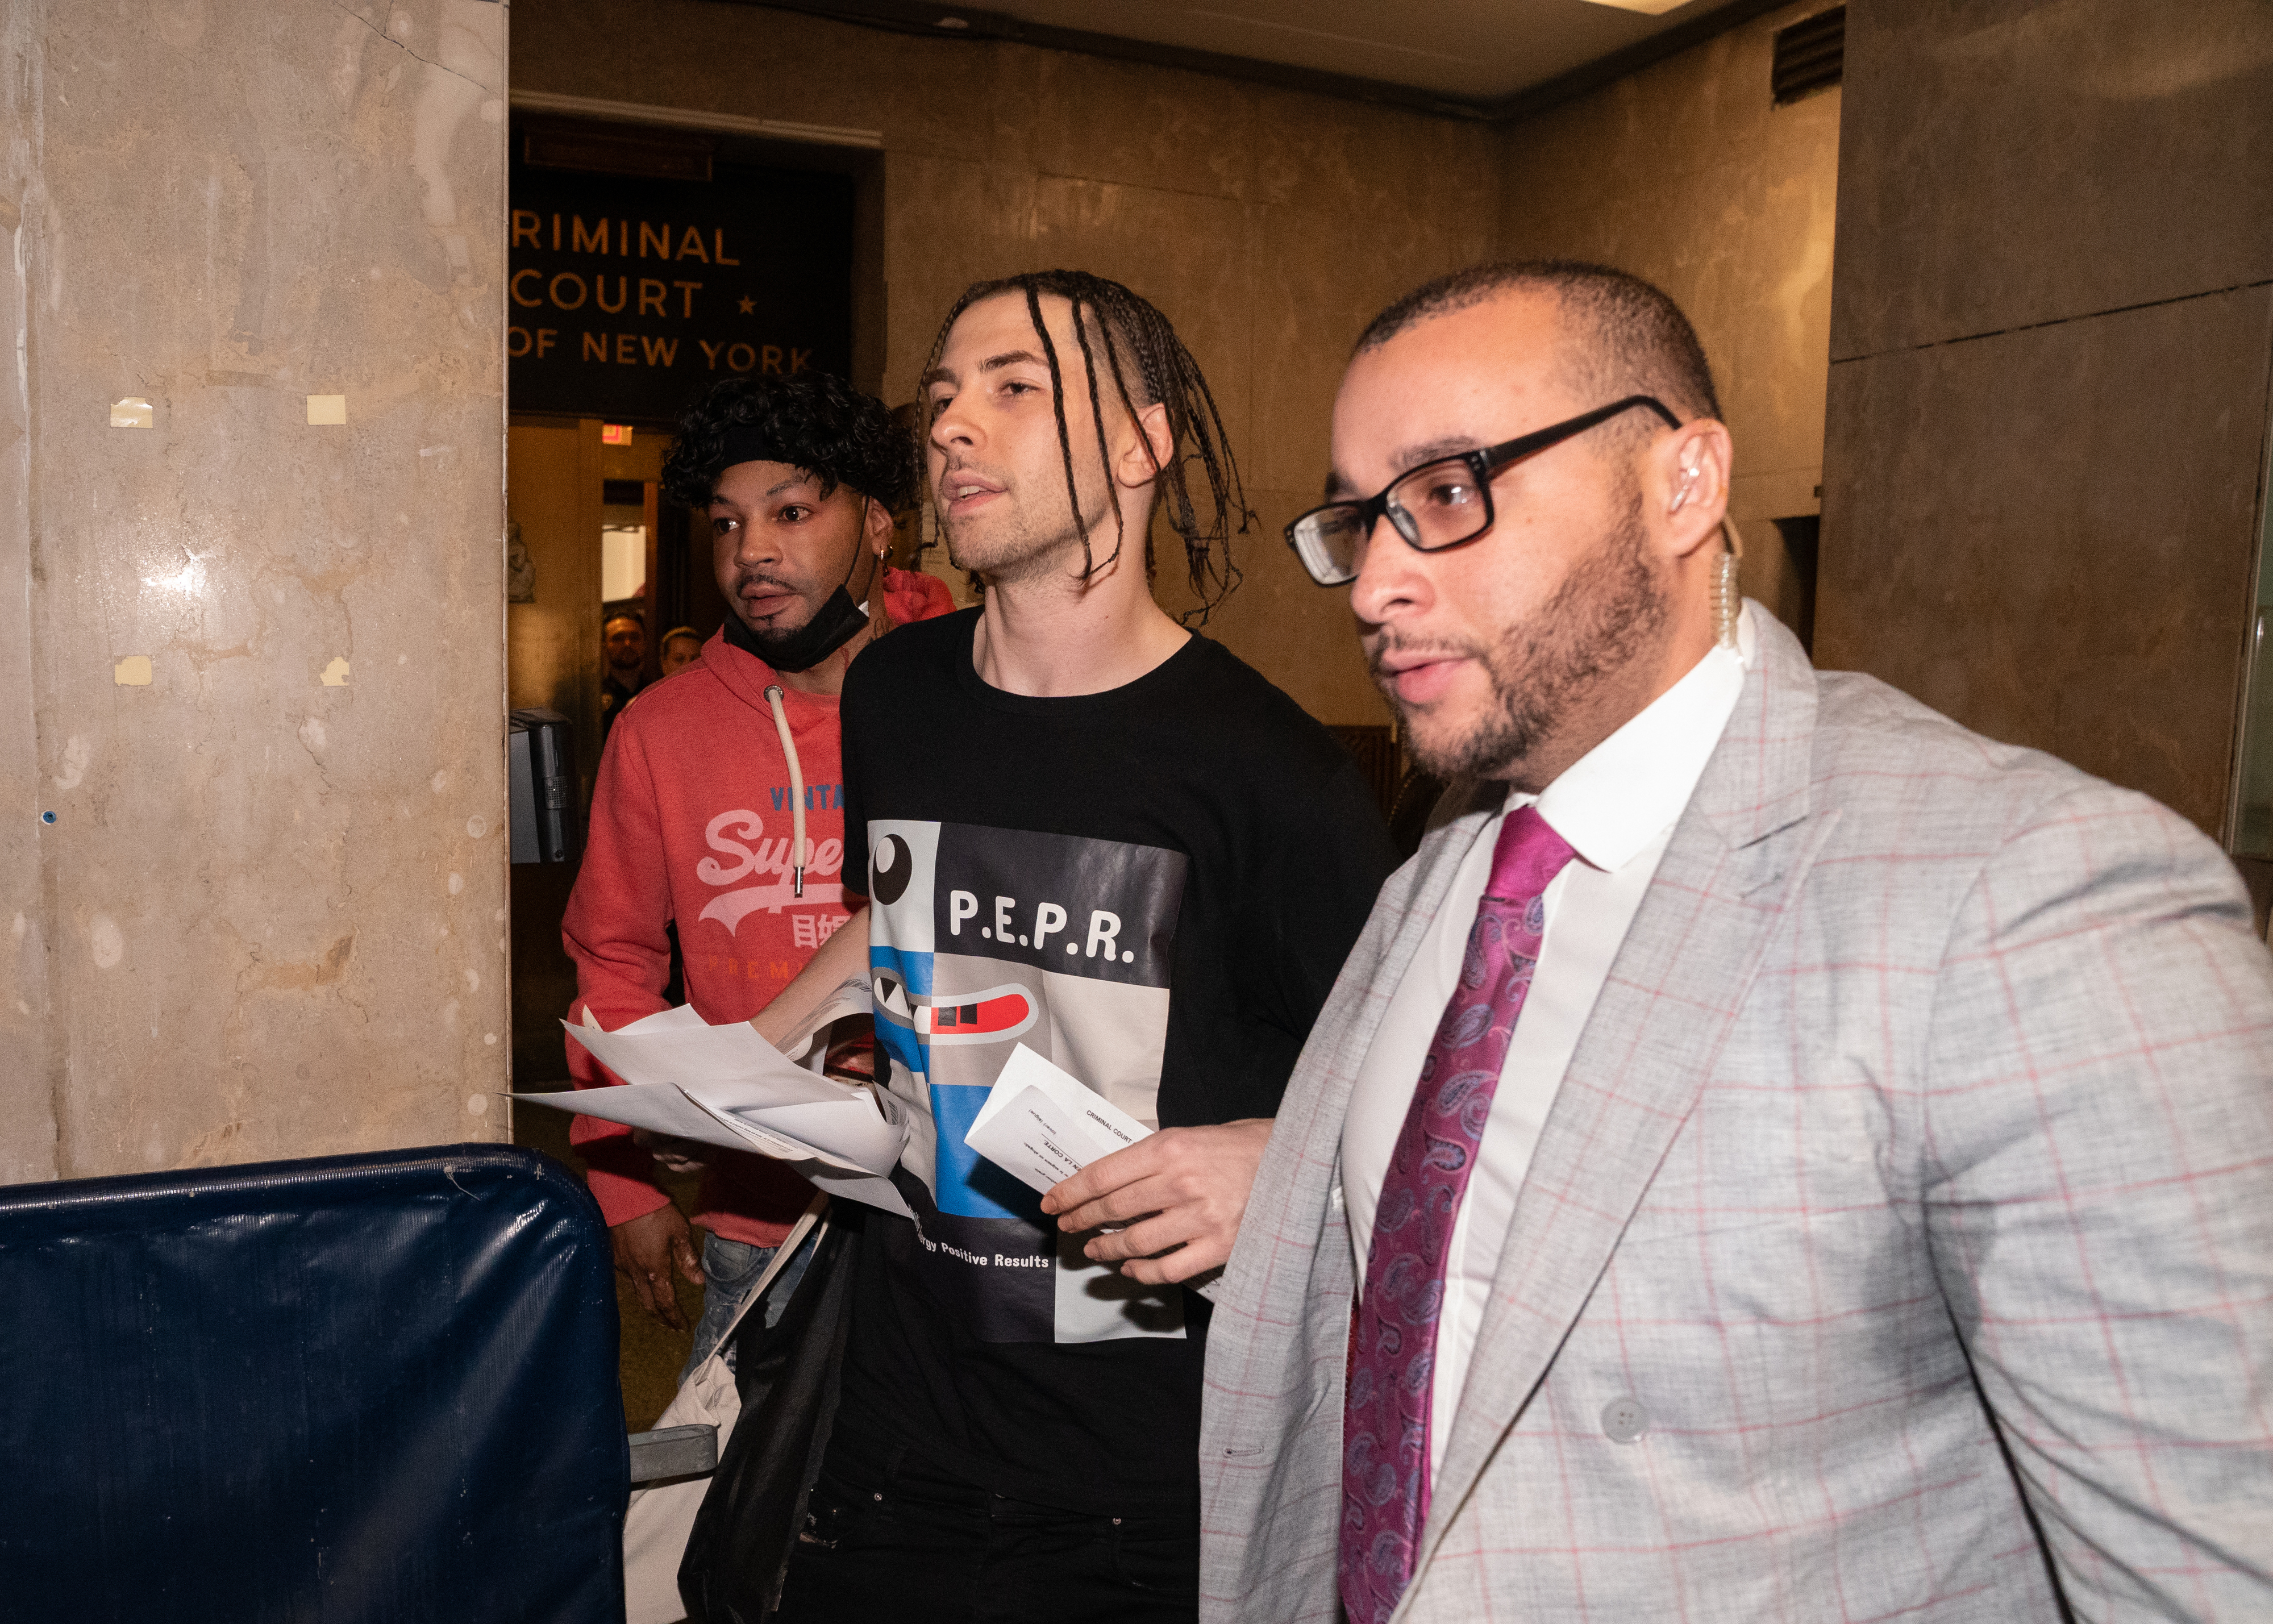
[744,607,812,660]
[939,468,1114,586]
[728,566,870,672]
[1377,489,1668,782]
[730,571,815,639]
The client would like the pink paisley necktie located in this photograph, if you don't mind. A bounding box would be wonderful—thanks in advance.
[1341,805,1576,1624]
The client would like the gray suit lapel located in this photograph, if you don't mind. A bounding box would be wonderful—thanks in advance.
[1415,613,1832,1563]
[1279,780,1502,1207]
[1215,778,1501,1317]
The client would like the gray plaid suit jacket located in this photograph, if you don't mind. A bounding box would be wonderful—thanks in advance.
[1200,610,2273,1622]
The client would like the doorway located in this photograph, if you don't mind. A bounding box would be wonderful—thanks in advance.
[504,115,877,1097]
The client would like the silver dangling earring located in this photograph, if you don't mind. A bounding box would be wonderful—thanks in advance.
[1713,518,1745,649]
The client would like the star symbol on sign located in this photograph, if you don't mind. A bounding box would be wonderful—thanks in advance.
[737,295,756,315]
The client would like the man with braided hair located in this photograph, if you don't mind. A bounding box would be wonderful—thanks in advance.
[735,273,1396,1622]
[563,370,952,1370]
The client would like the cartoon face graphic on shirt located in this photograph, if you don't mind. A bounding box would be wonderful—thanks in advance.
[871,974,1039,1047]
[866,818,1190,1346]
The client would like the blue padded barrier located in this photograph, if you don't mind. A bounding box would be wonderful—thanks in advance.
[0,1143,627,1622]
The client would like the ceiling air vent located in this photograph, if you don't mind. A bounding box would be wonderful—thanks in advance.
[1772,6,1845,105]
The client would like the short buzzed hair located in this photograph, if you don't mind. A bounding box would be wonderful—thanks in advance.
[1356,260,1722,426]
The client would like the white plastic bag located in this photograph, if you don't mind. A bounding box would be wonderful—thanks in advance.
[621,1196,830,1624]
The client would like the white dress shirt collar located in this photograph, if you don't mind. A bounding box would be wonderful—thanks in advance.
[1343,606,1762,1485]
[1510,603,1759,873]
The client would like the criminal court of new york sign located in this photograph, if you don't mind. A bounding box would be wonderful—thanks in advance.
[508,157,854,424]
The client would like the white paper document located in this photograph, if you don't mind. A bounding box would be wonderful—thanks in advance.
[514,985,912,1216]
[963,1044,1154,1197]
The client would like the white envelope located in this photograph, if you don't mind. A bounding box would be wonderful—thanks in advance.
[963,1044,1153,1197]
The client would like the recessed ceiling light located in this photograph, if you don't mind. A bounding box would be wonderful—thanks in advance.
[935,14,970,26]
[1578,0,1696,14]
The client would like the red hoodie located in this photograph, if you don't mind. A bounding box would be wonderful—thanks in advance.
[562,567,954,1245]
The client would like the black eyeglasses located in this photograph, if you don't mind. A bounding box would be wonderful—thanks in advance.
[1283,394,1681,586]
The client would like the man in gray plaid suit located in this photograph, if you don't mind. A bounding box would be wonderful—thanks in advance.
[1200,263,2273,1621]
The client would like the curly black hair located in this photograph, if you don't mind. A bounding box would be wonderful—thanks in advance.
[661,372,921,513]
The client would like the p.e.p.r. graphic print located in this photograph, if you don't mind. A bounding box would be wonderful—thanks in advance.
[866,818,1189,1345]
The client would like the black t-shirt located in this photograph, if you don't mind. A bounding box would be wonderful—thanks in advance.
[832,609,1397,1513]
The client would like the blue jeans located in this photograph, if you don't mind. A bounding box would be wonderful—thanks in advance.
[681,1227,816,1381]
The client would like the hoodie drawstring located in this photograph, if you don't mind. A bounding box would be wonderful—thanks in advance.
[762,684,809,897]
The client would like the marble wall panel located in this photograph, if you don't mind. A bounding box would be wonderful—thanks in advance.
[1160,489,1392,730]
[1495,1,1841,632]
[1824,0,2273,848]
[0,16,55,1184]
[1031,52,1258,203]
[1500,22,1789,202]
[1252,87,1493,223]
[1816,287,2273,836]
[880,153,1044,404]
[1496,150,1837,508]
[1832,0,2273,360]
[1248,184,1495,499]
[512,0,1030,167]
[1030,179,1258,460]
[0,0,510,1181]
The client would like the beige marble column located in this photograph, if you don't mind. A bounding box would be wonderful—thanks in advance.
[0,0,511,1181]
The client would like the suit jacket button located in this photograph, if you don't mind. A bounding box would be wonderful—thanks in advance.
[1601,1397,1650,1444]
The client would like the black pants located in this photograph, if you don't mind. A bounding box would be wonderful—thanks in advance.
[771,1438,1198,1624]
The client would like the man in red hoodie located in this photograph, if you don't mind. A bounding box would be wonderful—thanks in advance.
[564,372,954,1368]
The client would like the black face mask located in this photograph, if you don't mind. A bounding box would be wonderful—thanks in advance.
[724,584,869,673]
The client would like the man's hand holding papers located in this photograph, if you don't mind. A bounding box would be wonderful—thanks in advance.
[961,1044,1156,1195]
[1043,1117,1271,1286]
[518,989,914,1217]
[963,1045,1272,1288]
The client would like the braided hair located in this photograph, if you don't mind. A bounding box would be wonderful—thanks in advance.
[923,270,1250,625]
